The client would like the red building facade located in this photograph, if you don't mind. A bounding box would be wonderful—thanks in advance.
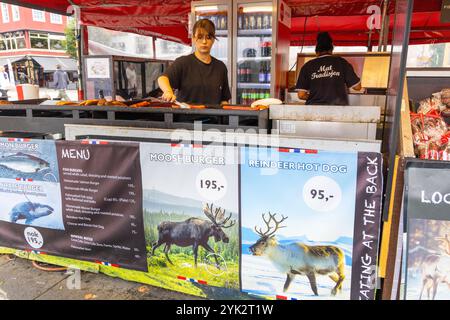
[0,3,76,87]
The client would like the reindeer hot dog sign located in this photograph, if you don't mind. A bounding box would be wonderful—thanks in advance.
[404,160,450,300]
[241,148,383,300]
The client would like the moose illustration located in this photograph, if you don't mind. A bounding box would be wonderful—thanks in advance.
[249,212,346,296]
[151,203,235,268]
[419,234,450,300]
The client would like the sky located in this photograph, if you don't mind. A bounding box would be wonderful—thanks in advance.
[140,142,239,213]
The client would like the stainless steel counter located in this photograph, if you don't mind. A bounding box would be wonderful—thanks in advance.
[270,104,381,140]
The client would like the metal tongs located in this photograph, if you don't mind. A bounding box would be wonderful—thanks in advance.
[173,100,190,109]
[155,96,190,109]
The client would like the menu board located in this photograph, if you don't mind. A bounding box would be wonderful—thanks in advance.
[0,139,147,272]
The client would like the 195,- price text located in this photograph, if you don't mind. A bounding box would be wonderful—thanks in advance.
[176,304,274,317]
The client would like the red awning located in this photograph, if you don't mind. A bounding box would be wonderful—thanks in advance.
[4,0,450,46]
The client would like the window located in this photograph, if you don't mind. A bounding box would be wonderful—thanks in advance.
[0,31,25,51]
[49,34,65,50]
[30,32,49,49]
[11,5,19,21]
[29,32,65,51]
[50,13,62,24]
[32,9,45,22]
[1,3,9,23]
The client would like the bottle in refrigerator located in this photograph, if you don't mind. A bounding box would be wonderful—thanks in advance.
[245,63,251,83]
[249,14,256,30]
[238,14,243,29]
[258,89,265,100]
[263,14,270,29]
[243,14,249,30]
[260,42,266,57]
[267,42,272,57]
[221,15,227,30]
[259,64,265,83]
[238,63,243,82]
[256,13,263,30]
[265,62,271,83]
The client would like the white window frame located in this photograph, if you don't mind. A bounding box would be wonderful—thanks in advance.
[30,32,49,50]
[49,34,66,51]
[1,4,10,23]
[32,9,45,22]
[11,5,19,21]
[50,13,62,24]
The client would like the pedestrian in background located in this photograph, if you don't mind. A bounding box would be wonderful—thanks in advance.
[53,64,70,101]
[0,66,10,100]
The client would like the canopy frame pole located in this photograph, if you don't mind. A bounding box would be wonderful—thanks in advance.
[378,0,390,52]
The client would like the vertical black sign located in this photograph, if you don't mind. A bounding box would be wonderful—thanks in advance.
[350,153,383,300]
[55,141,147,271]
[442,0,450,23]
[404,160,450,300]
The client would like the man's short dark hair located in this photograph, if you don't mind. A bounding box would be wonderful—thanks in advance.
[56,64,62,70]
[193,18,217,40]
[315,32,334,53]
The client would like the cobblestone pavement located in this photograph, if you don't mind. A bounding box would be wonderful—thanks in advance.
[0,255,202,300]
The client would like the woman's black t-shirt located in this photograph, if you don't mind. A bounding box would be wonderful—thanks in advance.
[296,55,361,106]
[163,53,231,105]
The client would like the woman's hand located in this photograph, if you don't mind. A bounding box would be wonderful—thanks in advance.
[161,91,177,102]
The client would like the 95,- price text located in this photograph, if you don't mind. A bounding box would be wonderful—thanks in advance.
[176,304,274,317]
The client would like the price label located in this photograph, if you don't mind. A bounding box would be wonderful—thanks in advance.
[24,227,44,249]
[302,176,342,212]
[196,168,227,201]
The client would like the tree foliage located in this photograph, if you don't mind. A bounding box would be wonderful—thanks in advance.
[64,18,78,60]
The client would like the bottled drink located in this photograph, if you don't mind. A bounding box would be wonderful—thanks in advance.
[259,63,265,83]
[269,14,273,28]
[243,14,249,30]
[221,16,227,30]
[265,62,271,83]
[256,13,262,29]
[238,15,243,30]
[265,90,270,99]
[238,63,244,82]
[267,42,272,57]
[249,14,256,29]
[263,14,270,29]
[245,63,251,83]
[260,42,266,57]
[245,90,250,105]
[259,89,265,100]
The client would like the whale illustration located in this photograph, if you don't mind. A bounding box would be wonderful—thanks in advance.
[0,152,50,173]
[9,202,54,224]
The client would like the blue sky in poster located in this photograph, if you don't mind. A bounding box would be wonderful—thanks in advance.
[240,147,358,241]
[139,142,239,213]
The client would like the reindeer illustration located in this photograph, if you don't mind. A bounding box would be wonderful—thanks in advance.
[419,234,450,300]
[249,213,346,296]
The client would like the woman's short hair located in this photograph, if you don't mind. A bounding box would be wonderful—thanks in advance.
[193,18,217,40]
[315,32,334,53]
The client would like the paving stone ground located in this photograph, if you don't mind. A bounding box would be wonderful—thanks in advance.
[0,255,202,300]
